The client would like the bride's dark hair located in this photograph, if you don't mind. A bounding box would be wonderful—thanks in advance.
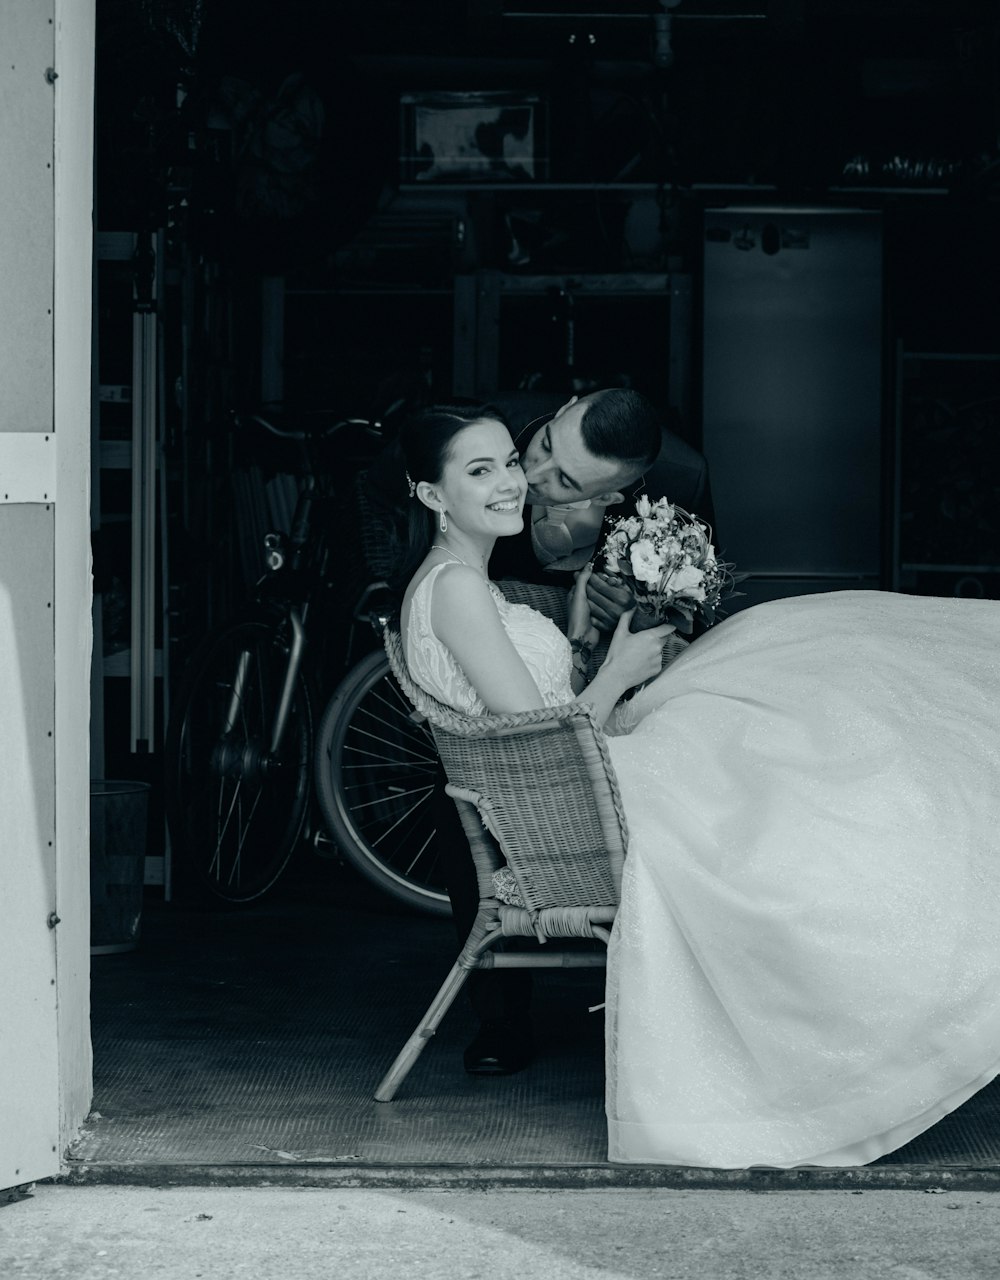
[383,401,507,605]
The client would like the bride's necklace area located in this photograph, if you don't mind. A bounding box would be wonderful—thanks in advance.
[431,543,487,577]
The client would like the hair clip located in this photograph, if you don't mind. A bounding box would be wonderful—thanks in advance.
[405,471,416,498]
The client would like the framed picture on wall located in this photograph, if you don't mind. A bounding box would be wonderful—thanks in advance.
[400,91,548,183]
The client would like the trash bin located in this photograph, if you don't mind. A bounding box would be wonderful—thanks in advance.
[90,779,150,955]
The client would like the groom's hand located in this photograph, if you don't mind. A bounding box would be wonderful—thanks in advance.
[586,571,636,633]
[568,564,600,649]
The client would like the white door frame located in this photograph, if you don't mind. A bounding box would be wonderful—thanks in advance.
[0,0,95,1191]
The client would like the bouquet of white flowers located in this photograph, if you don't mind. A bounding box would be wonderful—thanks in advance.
[599,495,741,633]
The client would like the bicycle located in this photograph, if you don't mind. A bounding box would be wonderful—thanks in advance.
[164,405,450,915]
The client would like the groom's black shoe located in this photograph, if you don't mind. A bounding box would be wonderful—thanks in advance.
[463,1018,534,1076]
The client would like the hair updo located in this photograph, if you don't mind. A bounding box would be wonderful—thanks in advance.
[384,401,507,602]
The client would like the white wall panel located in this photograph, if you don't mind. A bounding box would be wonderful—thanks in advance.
[0,0,94,1190]
[0,505,59,1186]
[0,1,54,432]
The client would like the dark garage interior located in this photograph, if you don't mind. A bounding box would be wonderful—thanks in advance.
[82,0,1000,1178]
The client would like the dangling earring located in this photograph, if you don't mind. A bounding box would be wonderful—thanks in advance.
[439,510,448,533]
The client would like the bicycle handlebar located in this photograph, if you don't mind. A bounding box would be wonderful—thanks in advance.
[244,411,378,443]
[241,393,410,444]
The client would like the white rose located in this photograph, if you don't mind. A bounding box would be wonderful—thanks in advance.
[635,494,652,519]
[668,563,707,601]
[629,539,663,586]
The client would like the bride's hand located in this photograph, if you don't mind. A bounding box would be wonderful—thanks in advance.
[605,608,676,689]
[568,564,600,649]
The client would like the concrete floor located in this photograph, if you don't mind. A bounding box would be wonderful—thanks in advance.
[4,1184,1000,1279]
[18,858,1000,1276]
[78,857,1000,1183]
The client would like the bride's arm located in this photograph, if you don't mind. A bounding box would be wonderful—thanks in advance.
[569,617,671,726]
[565,566,673,727]
[432,564,669,725]
[431,566,548,715]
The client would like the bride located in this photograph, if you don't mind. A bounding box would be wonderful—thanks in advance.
[392,402,1000,1169]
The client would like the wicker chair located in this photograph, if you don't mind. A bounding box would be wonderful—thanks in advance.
[374,581,631,1103]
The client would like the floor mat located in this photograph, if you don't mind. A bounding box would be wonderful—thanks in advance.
[76,863,1000,1172]
[79,866,608,1166]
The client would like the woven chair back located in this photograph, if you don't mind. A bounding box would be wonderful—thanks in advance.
[384,624,628,909]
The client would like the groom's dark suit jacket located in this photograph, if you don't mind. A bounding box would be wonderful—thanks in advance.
[487,391,717,587]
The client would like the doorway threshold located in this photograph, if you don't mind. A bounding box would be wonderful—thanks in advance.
[58,1163,1000,1193]
[76,873,1000,1190]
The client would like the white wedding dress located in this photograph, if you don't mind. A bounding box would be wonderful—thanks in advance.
[406,563,1000,1168]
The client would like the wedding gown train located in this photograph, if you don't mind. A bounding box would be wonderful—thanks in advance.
[405,564,1000,1168]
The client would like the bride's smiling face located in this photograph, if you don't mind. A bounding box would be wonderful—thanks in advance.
[426,419,527,539]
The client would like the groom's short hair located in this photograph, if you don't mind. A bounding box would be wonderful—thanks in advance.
[580,389,662,474]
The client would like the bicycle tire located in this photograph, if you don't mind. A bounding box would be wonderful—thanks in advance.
[165,614,315,904]
[315,647,450,917]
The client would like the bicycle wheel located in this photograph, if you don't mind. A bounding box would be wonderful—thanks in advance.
[315,648,449,917]
[165,615,314,903]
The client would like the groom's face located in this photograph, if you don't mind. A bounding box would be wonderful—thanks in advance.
[520,397,633,507]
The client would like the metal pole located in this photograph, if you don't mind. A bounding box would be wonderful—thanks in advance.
[130,233,157,752]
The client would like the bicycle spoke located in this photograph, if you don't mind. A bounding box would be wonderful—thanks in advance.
[401,826,438,878]
[342,775,437,796]
[314,650,450,916]
[168,619,312,903]
[209,777,243,879]
[347,696,431,739]
[339,759,438,772]
[345,782,435,813]
[360,690,434,749]
[341,733,438,766]
[367,787,432,847]
[373,796,439,880]
[228,785,264,888]
[371,678,424,720]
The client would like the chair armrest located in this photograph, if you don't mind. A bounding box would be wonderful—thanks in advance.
[446,784,507,900]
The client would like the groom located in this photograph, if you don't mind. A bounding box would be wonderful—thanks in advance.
[487,389,715,623]
[428,387,716,1074]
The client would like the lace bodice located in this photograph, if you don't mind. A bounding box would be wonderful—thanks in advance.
[404,562,575,714]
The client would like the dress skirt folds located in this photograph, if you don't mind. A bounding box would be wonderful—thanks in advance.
[404,569,1000,1168]
[603,590,1000,1168]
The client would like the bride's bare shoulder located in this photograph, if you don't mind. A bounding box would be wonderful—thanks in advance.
[402,560,489,636]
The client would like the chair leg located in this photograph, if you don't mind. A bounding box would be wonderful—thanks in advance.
[374,958,472,1102]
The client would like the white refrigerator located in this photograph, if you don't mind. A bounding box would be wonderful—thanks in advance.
[701,207,883,610]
